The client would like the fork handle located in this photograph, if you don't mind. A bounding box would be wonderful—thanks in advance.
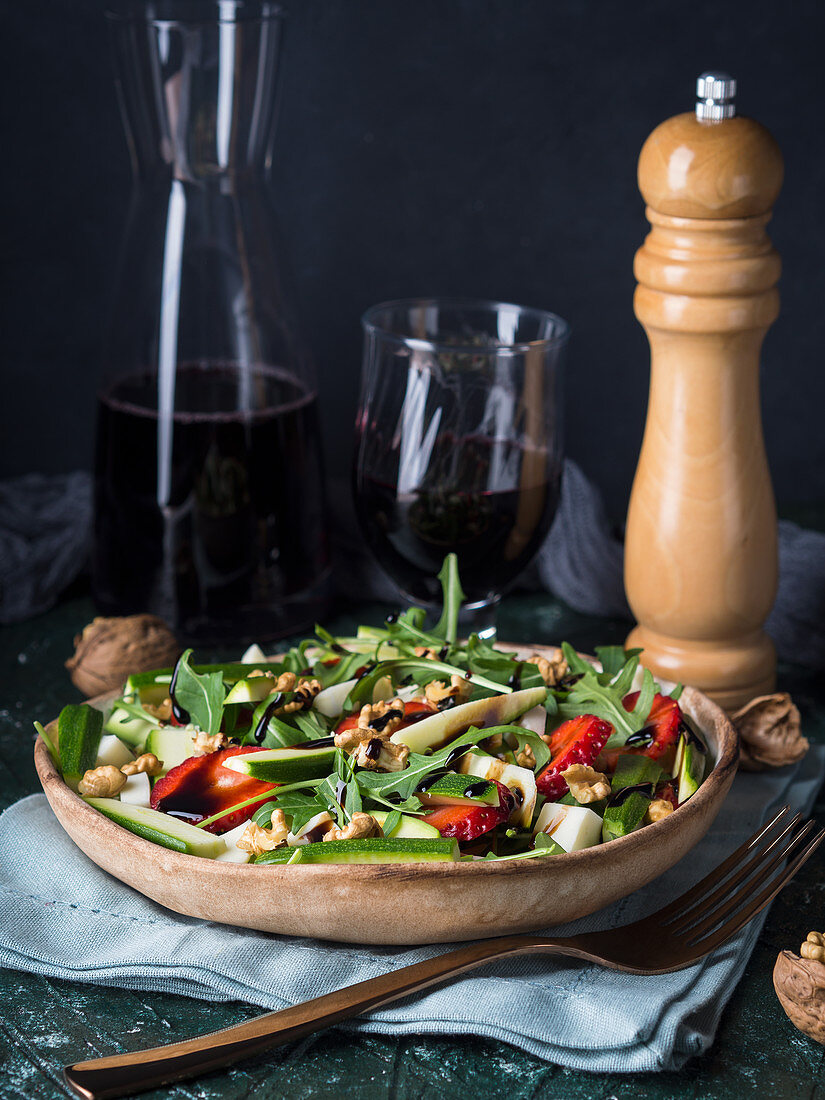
[63,934,588,1099]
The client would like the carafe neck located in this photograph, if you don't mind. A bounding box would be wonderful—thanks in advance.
[109,1,284,184]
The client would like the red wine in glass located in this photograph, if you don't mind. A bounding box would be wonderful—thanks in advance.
[354,299,568,629]
[355,435,561,607]
[93,362,329,643]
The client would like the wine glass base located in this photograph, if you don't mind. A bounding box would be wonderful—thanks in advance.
[400,595,500,642]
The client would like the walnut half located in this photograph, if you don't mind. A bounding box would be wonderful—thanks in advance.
[525,649,568,687]
[237,812,288,855]
[78,765,127,797]
[774,948,825,1045]
[324,812,382,842]
[732,693,808,771]
[561,763,610,804]
[121,753,163,777]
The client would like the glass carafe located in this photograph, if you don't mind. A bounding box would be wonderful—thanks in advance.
[94,0,329,644]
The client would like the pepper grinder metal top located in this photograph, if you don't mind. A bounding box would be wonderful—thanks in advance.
[625,74,784,711]
[696,71,737,119]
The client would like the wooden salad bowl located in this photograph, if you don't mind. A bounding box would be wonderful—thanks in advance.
[34,645,739,945]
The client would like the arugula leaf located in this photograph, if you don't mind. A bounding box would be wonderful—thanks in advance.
[34,721,60,768]
[316,747,357,825]
[560,643,594,678]
[319,650,367,688]
[431,553,466,645]
[347,658,509,708]
[608,655,641,699]
[533,832,565,854]
[173,649,226,735]
[628,667,655,725]
[244,699,302,748]
[399,606,427,631]
[611,754,666,792]
[595,645,642,679]
[292,710,330,742]
[362,790,424,814]
[669,682,684,702]
[468,834,564,861]
[344,769,363,817]
[463,634,548,690]
[356,723,550,803]
[260,789,330,834]
[110,698,162,727]
[195,778,324,829]
[555,643,655,748]
[380,810,402,837]
[493,724,552,770]
[252,798,282,827]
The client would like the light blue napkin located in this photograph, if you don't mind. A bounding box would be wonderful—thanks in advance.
[1,749,823,1074]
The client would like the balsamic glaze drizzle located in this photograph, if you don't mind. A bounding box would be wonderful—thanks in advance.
[507,667,522,690]
[252,694,285,743]
[385,612,399,624]
[679,718,706,751]
[625,727,655,747]
[364,738,382,761]
[416,770,448,793]
[292,734,336,750]
[354,661,377,684]
[334,779,346,805]
[169,653,191,725]
[464,781,492,799]
[438,645,450,661]
[445,745,471,767]
[559,673,583,689]
[369,708,403,732]
[607,782,655,807]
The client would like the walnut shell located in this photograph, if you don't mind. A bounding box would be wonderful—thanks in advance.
[66,615,180,697]
[731,692,808,771]
[774,950,825,1044]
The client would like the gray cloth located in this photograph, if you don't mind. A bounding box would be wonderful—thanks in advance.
[3,467,825,669]
[1,749,823,1072]
[0,472,91,625]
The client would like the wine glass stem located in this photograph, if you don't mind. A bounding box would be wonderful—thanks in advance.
[458,599,500,641]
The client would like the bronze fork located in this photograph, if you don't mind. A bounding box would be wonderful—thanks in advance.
[63,807,823,1100]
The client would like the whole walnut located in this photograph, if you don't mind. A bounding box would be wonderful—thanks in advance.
[774,950,825,1045]
[731,692,808,771]
[66,615,180,697]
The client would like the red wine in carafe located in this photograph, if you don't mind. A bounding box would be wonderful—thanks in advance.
[93,363,329,643]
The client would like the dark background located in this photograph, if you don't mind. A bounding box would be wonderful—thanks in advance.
[3,0,824,520]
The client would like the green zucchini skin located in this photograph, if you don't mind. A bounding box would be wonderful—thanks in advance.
[255,838,459,865]
[58,704,104,789]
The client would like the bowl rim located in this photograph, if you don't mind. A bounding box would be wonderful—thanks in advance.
[34,652,739,882]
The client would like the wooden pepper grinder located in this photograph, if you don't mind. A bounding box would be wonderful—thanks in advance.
[625,73,784,711]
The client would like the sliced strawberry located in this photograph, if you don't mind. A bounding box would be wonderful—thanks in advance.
[334,699,436,737]
[600,692,682,772]
[535,715,613,801]
[150,746,276,834]
[423,780,515,842]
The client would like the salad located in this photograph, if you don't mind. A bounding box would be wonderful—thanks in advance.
[37,556,707,866]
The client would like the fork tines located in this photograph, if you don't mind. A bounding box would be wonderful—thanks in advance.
[661,806,825,951]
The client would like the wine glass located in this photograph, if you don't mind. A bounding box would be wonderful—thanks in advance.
[354,298,569,637]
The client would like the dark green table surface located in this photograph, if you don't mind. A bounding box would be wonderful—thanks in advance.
[3,594,825,1100]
